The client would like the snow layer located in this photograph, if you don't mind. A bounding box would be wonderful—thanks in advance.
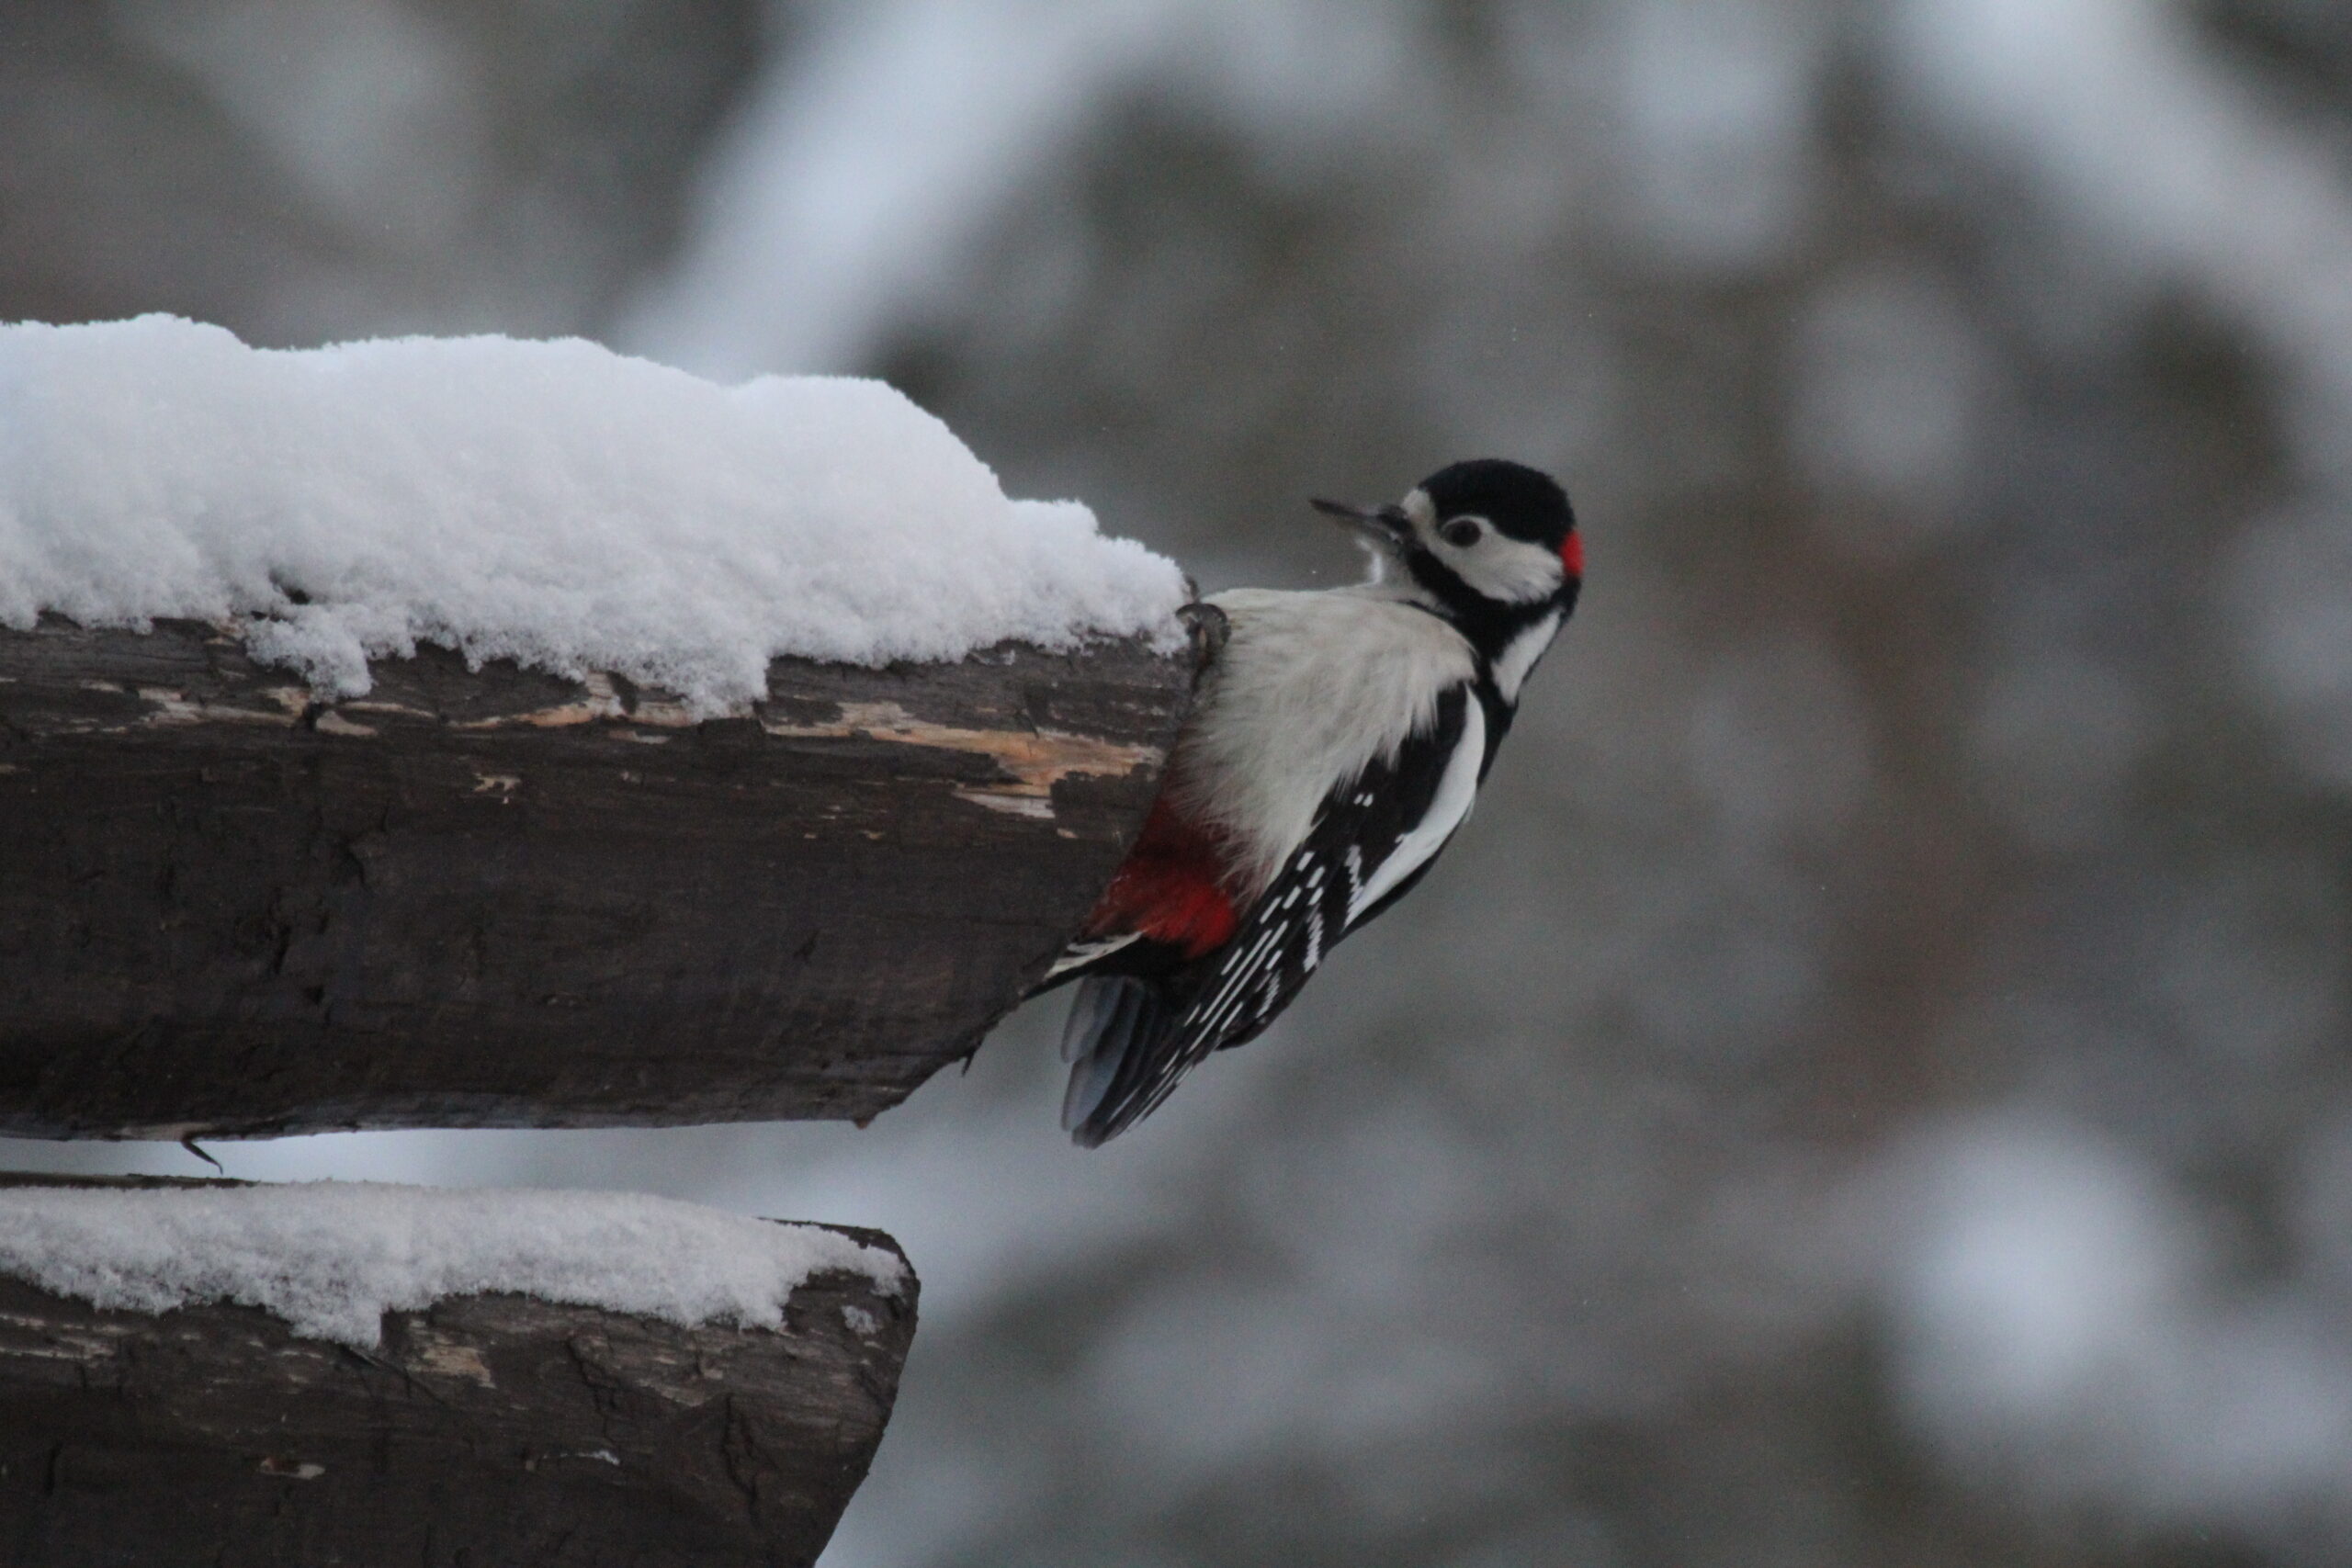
[0,316,1186,712]
[0,1180,906,1348]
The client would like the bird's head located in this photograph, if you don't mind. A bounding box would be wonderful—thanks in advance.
[1312,459,1580,668]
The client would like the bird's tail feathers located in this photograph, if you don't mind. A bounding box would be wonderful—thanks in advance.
[1059,975,1178,1147]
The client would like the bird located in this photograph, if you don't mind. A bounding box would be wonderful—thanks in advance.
[1034,458,1583,1145]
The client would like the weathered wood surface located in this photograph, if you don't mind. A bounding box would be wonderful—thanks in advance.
[0,616,1194,1138]
[0,1173,917,1568]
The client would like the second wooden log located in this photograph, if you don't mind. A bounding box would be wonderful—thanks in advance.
[0,1174,918,1568]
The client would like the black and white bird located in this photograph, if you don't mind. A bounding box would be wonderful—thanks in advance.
[1035,458,1583,1145]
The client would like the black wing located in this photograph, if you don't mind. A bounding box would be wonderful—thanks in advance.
[1063,687,1478,1145]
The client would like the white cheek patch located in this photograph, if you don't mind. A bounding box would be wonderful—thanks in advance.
[1458,535,1564,604]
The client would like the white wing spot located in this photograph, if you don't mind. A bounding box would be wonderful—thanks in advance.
[1349,702,1484,924]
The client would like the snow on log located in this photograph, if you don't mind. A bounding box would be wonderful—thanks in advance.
[0,317,1189,709]
[0,319,1199,1138]
[0,1175,917,1568]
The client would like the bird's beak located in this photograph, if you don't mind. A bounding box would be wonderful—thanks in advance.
[1309,497,1411,552]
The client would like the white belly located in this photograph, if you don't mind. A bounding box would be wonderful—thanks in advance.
[1166,586,1477,897]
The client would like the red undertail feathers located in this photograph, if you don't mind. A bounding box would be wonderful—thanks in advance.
[1085,796,1239,957]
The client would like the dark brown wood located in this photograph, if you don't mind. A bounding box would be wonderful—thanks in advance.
[0,617,1194,1139]
[0,1173,918,1568]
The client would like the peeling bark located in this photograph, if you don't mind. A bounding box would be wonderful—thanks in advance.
[0,617,1195,1139]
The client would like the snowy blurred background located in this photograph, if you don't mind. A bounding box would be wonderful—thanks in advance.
[6,0,2352,1562]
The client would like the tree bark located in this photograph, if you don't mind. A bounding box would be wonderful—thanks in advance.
[0,617,1194,1139]
[0,1173,917,1568]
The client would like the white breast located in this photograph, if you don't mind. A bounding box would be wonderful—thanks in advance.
[1168,586,1477,897]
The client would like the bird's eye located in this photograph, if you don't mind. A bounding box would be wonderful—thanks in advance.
[1439,516,1484,548]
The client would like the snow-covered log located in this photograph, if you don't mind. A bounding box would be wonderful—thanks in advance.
[0,1174,916,1568]
[0,615,1191,1138]
[0,318,1200,1139]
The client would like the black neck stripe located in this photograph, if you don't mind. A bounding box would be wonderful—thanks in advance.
[1403,550,1566,690]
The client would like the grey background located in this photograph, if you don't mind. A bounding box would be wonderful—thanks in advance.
[6,2,2352,1562]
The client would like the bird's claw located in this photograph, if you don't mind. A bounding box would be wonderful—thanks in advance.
[1178,601,1229,664]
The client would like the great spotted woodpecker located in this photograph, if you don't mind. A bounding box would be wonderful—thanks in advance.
[1035,458,1582,1145]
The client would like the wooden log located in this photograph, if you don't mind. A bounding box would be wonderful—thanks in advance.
[0,1174,917,1568]
[0,616,1194,1139]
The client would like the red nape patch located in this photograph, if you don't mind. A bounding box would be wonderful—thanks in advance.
[1560,529,1585,580]
[1086,797,1239,957]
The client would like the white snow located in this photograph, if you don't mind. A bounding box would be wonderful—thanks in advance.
[0,1179,906,1348]
[0,315,1187,712]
